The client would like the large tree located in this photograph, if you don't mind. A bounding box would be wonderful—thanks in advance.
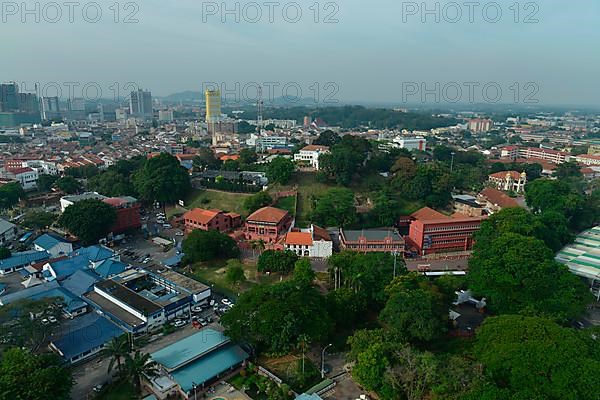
[244,191,273,214]
[193,148,222,171]
[311,188,356,227]
[472,315,600,400]
[58,199,116,245]
[468,233,591,320]
[133,153,191,205]
[379,274,448,342]
[0,348,73,400]
[221,281,332,353]
[266,157,295,185]
[257,250,298,273]
[182,229,239,263]
[55,176,81,194]
[0,182,25,209]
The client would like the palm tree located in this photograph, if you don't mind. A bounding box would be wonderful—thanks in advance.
[122,351,160,394]
[297,334,310,377]
[103,335,131,376]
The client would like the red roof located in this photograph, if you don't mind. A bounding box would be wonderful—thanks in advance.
[184,208,222,224]
[302,145,330,152]
[489,171,523,180]
[479,188,520,209]
[9,167,33,175]
[247,207,289,224]
[285,232,313,246]
[411,207,450,221]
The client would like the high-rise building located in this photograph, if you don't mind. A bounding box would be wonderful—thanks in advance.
[158,109,174,122]
[205,89,221,123]
[130,89,153,120]
[17,93,39,114]
[0,83,20,112]
[40,97,61,120]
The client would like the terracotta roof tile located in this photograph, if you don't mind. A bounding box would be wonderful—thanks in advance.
[247,207,289,224]
[285,232,313,246]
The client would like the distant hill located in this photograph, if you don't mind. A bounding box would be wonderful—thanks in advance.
[160,91,203,103]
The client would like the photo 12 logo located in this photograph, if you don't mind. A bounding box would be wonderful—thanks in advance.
[401,81,540,104]
[201,2,339,23]
[401,2,540,24]
[1,2,140,23]
[202,81,340,105]
[20,81,142,102]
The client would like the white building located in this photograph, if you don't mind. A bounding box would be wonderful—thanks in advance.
[392,136,426,151]
[284,225,333,258]
[294,145,330,170]
[60,192,107,212]
[8,167,38,191]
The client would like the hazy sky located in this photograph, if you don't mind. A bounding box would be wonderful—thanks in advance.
[2,0,600,106]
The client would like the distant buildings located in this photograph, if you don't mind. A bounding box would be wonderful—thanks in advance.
[339,229,405,253]
[205,89,222,123]
[294,145,330,170]
[392,136,426,151]
[501,146,570,164]
[0,82,41,126]
[40,96,61,120]
[183,208,242,233]
[129,89,153,120]
[488,171,527,193]
[478,188,520,213]
[0,219,17,246]
[468,118,493,133]
[5,167,38,190]
[575,154,600,166]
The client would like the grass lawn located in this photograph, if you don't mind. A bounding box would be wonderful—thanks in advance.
[184,189,253,217]
[259,354,322,393]
[96,380,137,400]
[187,258,283,298]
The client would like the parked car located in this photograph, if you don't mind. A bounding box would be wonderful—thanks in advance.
[173,319,187,328]
[41,318,49,325]
[93,383,106,393]
[175,231,184,236]
[221,298,231,306]
[191,306,203,313]
[48,316,58,324]
[163,224,172,229]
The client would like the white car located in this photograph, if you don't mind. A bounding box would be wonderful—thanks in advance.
[48,316,58,324]
[175,232,184,236]
[142,258,151,264]
[163,224,172,229]
[41,318,50,325]
[191,306,203,313]
[173,320,187,328]
[221,299,232,306]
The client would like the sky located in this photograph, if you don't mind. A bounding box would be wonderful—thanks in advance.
[2,0,600,107]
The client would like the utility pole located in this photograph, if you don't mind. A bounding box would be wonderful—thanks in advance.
[450,152,456,173]
[393,251,398,278]
[321,343,333,378]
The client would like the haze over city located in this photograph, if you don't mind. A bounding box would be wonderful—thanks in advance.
[2,0,600,106]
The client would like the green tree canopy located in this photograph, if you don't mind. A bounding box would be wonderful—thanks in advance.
[244,191,273,214]
[0,182,25,209]
[311,188,356,227]
[473,315,600,400]
[0,348,73,400]
[21,211,56,230]
[55,176,81,194]
[292,258,316,285]
[266,157,295,185]
[468,233,591,320]
[221,281,333,353]
[182,229,240,263]
[257,250,299,273]
[58,199,116,245]
[37,174,58,192]
[133,153,191,205]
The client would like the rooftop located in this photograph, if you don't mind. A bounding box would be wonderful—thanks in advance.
[84,291,146,329]
[285,231,313,246]
[95,279,162,315]
[0,218,16,234]
[33,233,70,250]
[183,208,221,225]
[170,343,248,392]
[247,206,289,224]
[0,250,49,272]
[51,313,124,361]
[479,188,520,209]
[342,229,404,243]
[556,226,600,280]
[151,329,230,371]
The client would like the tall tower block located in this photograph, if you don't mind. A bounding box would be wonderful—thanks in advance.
[205,89,222,123]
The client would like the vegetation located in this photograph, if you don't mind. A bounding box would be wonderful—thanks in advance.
[257,250,299,274]
[266,157,295,185]
[0,183,24,209]
[244,191,273,214]
[311,188,357,227]
[133,153,191,205]
[58,199,117,245]
[0,247,10,260]
[55,176,81,194]
[21,211,56,230]
[0,347,73,400]
[182,229,240,263]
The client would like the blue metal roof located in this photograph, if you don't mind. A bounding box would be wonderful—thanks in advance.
[171,344,248,392]
[33,233,68,250]
[0,281,60,305]
[94,259,127,278]
[48,255,90,280]
[71,245,114,263]
[28,287,86,312]
[151,329,230,371]
[60,269,100,297]
[51,313,124,361]
[0,250,49,272]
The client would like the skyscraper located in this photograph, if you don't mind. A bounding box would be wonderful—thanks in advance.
[0,83,19,112]
[205,89,221,123]
[40,96,61,120]
[130,89,153,120]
